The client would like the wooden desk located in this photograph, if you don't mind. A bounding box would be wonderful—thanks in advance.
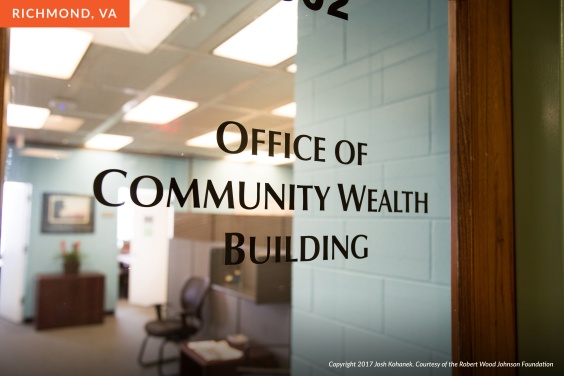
[180,343,245,376]
[35,272,105,330]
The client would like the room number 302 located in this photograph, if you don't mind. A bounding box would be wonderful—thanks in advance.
[284,0,349,21]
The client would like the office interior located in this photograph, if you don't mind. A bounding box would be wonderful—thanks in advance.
[3,0,563,375]
[0,1,297,375]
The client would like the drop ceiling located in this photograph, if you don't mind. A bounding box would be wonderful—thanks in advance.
[6,0,295,160]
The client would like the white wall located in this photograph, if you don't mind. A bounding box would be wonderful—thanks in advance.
[291,1,450,375]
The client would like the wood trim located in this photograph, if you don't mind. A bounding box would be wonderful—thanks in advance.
[449,0,516,373]
[0,29,8,232]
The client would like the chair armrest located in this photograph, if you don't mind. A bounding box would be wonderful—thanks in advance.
[154,304,163,320]
[179,311,202,330]
[151,302,174,320]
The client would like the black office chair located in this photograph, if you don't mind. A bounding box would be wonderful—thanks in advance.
[138,276,210,376]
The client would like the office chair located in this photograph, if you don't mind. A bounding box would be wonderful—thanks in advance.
[138,276,210,376]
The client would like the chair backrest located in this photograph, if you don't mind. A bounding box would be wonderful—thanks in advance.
[180,277,210,317]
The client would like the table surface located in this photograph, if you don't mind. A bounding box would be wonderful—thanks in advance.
[38,271,105,279]
[180,343,245,367]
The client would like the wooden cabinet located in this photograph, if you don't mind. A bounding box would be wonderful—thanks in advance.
[35,272,104,330]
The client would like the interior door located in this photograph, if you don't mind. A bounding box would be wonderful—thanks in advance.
[127,188,171,306]
[0,182,32,323]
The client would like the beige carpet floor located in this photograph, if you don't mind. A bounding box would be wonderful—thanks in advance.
[0,300,180,376]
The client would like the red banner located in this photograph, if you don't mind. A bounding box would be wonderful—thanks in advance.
[0,0,129,27]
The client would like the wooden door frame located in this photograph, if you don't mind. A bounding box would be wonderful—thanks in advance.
[0,0,519,371]
[449,0,517,372]
[0,29,8,233]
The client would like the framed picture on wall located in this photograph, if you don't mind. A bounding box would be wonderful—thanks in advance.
[41,193,95,233]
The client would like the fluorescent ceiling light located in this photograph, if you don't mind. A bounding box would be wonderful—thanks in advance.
[286,64,297,73]
[19,148,70,160]
[123,95,198,124]
[43,115,84,132]
[7,104,51,129]
[10,28,92,80]
[213,1,297,67]
[85,134,133,151]
[271,102,296,118]
[83,0,195,54]
[186,131,241,148]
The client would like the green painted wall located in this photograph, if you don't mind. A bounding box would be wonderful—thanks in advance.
[6,147,189,317]
[513,0,564,373]
[5,145,292,319]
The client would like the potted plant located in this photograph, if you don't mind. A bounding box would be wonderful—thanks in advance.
[58,240,84,274]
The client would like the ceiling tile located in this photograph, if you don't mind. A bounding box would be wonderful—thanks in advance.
[73,44,190,91]
[105,121,155,137]
[167,0,255,50]
[159,56,262,102]
[176,106,249,131]
[219,74,294,110]
[7,0,296,161]
[244,115,294,132]
[71,87,134,115]
[10,74,72,108]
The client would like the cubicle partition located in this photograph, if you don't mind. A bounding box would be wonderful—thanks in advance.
[168,212,292,367]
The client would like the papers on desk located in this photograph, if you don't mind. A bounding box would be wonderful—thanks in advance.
[187,340,244,361]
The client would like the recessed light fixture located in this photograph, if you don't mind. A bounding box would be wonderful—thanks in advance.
[43,115,85,132]
[10,28,93,80]
[85,134,133,151]
[271,102,296,118]
[83,0,196,54]
[7,104,51,129]
[213,1,297,67]
[123,95,198,124]
[186,131,241,148]
[286,63,297,73]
